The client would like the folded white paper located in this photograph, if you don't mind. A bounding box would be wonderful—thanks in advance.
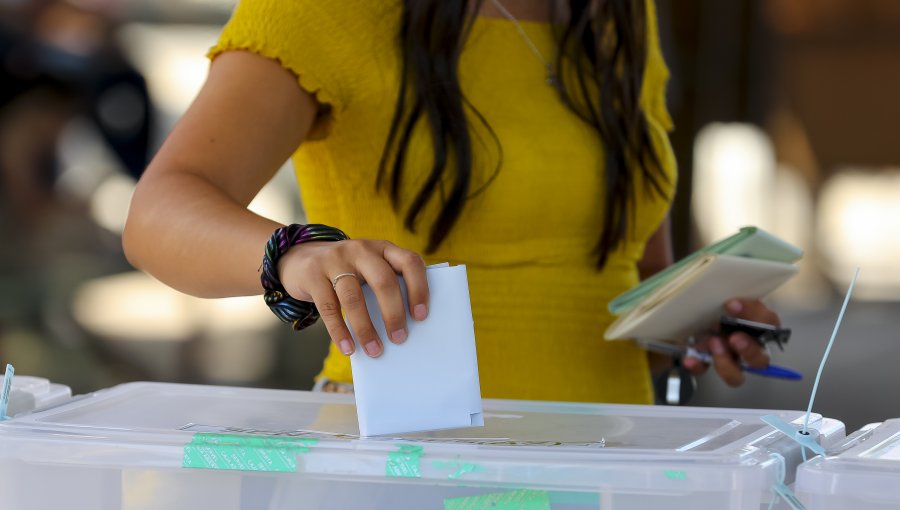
[348,264,484,437]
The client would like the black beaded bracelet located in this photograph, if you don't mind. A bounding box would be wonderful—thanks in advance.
[261,223,349,331]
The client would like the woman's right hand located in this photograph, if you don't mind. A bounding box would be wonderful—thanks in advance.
[278,239,429,358]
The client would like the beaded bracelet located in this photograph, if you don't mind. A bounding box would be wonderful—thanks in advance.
[261,223,349,331]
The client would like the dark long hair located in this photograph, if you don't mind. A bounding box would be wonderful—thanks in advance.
[378,0,670,268]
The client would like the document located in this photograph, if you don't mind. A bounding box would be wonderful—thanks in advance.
[609,226,802,315]
[348,264,484,437]
[605,227,802,342]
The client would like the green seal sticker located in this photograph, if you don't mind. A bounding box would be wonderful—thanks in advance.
[182,433,317,472]
[386,444,424,478]
[664,470,687,481]
[443,489,551,510]
[432,460,485,479]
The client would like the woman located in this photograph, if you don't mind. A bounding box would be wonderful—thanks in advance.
[123,0,777,404]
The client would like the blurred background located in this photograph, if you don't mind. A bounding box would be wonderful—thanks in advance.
[0,0,897,432]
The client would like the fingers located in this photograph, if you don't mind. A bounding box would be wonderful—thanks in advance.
[330,272,384,358]
[682,355,709,375]
[688,333,769,386]
[307,279,359,357]
[356,256,409,345]
[710,336,745,387]
[728,331,770,369]
[721,298,776,373]
[280,239,427,359]
[382,242,429,321]
[347,241,427,352]
[724,299,780,326]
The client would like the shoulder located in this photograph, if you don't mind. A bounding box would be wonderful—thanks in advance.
[210,0,401,111]
[219,0,398,46]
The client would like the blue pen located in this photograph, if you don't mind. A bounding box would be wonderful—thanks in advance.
[684,347,803,381]
[636,340,803,380]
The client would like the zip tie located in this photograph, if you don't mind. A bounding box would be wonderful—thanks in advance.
[767,453,806,510]
[803,268,859,433]
[0,364,14,421]
[760,268,859,461]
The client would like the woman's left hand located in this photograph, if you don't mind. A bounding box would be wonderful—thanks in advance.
[682,299,779,386]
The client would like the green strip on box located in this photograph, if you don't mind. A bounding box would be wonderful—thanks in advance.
[386,444,424,478]
[182,433,317,472]
[444,489,551,510]
[664,470,687,480]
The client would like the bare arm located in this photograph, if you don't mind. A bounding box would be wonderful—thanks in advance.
[637,215,674,280]
[123,51,317,298]
[637,216,675,376]
[123,51,428,359]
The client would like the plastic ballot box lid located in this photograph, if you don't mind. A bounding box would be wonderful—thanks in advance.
[5,375,71,417]
[797,418,900,510]
[0,382,845,510]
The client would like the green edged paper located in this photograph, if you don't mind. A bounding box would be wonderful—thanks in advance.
[609,226,802,315]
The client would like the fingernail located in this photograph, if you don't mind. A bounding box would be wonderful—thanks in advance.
[726,300,743,314]
[364,340,381,357]
[391,329,407,344]
[732,335,750,350]
[414,304,427,321]
[339,339,354,355]
[710,337,727,355]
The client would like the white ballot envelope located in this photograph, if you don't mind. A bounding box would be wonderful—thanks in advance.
[348,263,484,437]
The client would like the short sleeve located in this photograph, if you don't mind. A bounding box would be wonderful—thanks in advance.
[641,0,674,133]
[208,0,368,113]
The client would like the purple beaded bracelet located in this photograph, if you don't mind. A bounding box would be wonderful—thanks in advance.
[261,224,349,331]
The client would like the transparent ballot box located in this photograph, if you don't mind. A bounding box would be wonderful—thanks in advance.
[796,418,900,509]
[0,382,845,510]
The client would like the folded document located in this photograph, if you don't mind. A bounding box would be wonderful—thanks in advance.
[348,264,484,437]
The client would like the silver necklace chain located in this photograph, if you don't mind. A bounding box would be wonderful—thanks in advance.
[488,0,557,85]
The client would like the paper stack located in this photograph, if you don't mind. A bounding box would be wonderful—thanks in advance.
[605,226,803,342]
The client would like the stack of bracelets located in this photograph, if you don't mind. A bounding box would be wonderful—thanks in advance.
[260,223,349,331]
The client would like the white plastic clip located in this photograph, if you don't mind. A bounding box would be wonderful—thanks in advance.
[761,414,825,458]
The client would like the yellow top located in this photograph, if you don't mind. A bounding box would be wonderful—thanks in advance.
[210,0,677,404]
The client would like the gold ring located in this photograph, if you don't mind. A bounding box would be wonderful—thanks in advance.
[330,272,359,289]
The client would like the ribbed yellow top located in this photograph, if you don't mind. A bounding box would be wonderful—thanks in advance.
[210,0,677,404]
